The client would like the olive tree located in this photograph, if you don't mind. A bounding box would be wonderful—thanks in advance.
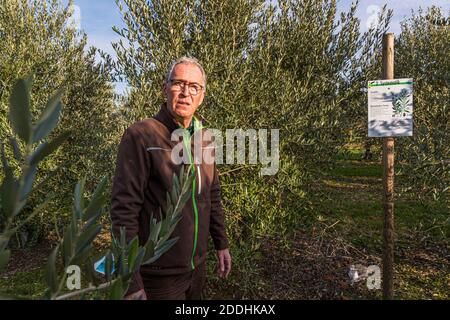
[107,0,392,244]
[1,76,191,299]
[395,7,449,200]
[0,0,124,244]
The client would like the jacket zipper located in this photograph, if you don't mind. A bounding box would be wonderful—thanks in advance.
[190,173,199,270]
[181,121,200,271]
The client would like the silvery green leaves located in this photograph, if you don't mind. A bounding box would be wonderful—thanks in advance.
[0,75,68,273]
[32,88,63,144]
[41,166,191,300]
[8,76,33,144]
[392,89,412,117]
[144,167,193,264]
[44,177,107,299]
[105,167,193,299]
[29,132,70,167]
[45,245,59,295]
[0,144,19,220]
[143,167,193,265]
[0,249,11,271]
[8,75,64,146]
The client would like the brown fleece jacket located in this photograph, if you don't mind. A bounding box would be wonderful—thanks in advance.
[110,105,229,294]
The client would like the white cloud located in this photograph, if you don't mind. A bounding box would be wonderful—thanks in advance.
[67,4,82,31]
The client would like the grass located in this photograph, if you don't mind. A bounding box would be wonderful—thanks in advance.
[330,163,382,177]
[320,152,449,246]
[1,145,448,300]
[0,268,47,299]
[207,145,449,300]
[306,146,449,299]
[0,257,116,300]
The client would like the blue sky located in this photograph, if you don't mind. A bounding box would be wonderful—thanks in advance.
[68,0,449,94]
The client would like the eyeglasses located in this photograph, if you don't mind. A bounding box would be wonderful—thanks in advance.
[169,79,204,96]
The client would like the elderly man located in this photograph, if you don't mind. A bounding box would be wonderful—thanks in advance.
[110,57,231,300]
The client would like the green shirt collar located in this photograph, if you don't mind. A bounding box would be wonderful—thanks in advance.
[179,116,202,136]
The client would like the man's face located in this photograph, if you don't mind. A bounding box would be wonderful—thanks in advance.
[164,63,205,123]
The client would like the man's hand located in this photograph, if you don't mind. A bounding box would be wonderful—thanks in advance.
[216,248,231,278]
[124,288,147,300]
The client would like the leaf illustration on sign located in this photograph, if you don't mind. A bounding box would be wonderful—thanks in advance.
[391,89,411,117]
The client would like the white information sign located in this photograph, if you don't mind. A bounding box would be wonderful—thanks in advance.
[368,78,413,137]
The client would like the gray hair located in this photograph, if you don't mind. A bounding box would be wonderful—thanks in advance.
[165,56,207,90]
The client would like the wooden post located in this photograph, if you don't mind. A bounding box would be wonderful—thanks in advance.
[382,33,395,300]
